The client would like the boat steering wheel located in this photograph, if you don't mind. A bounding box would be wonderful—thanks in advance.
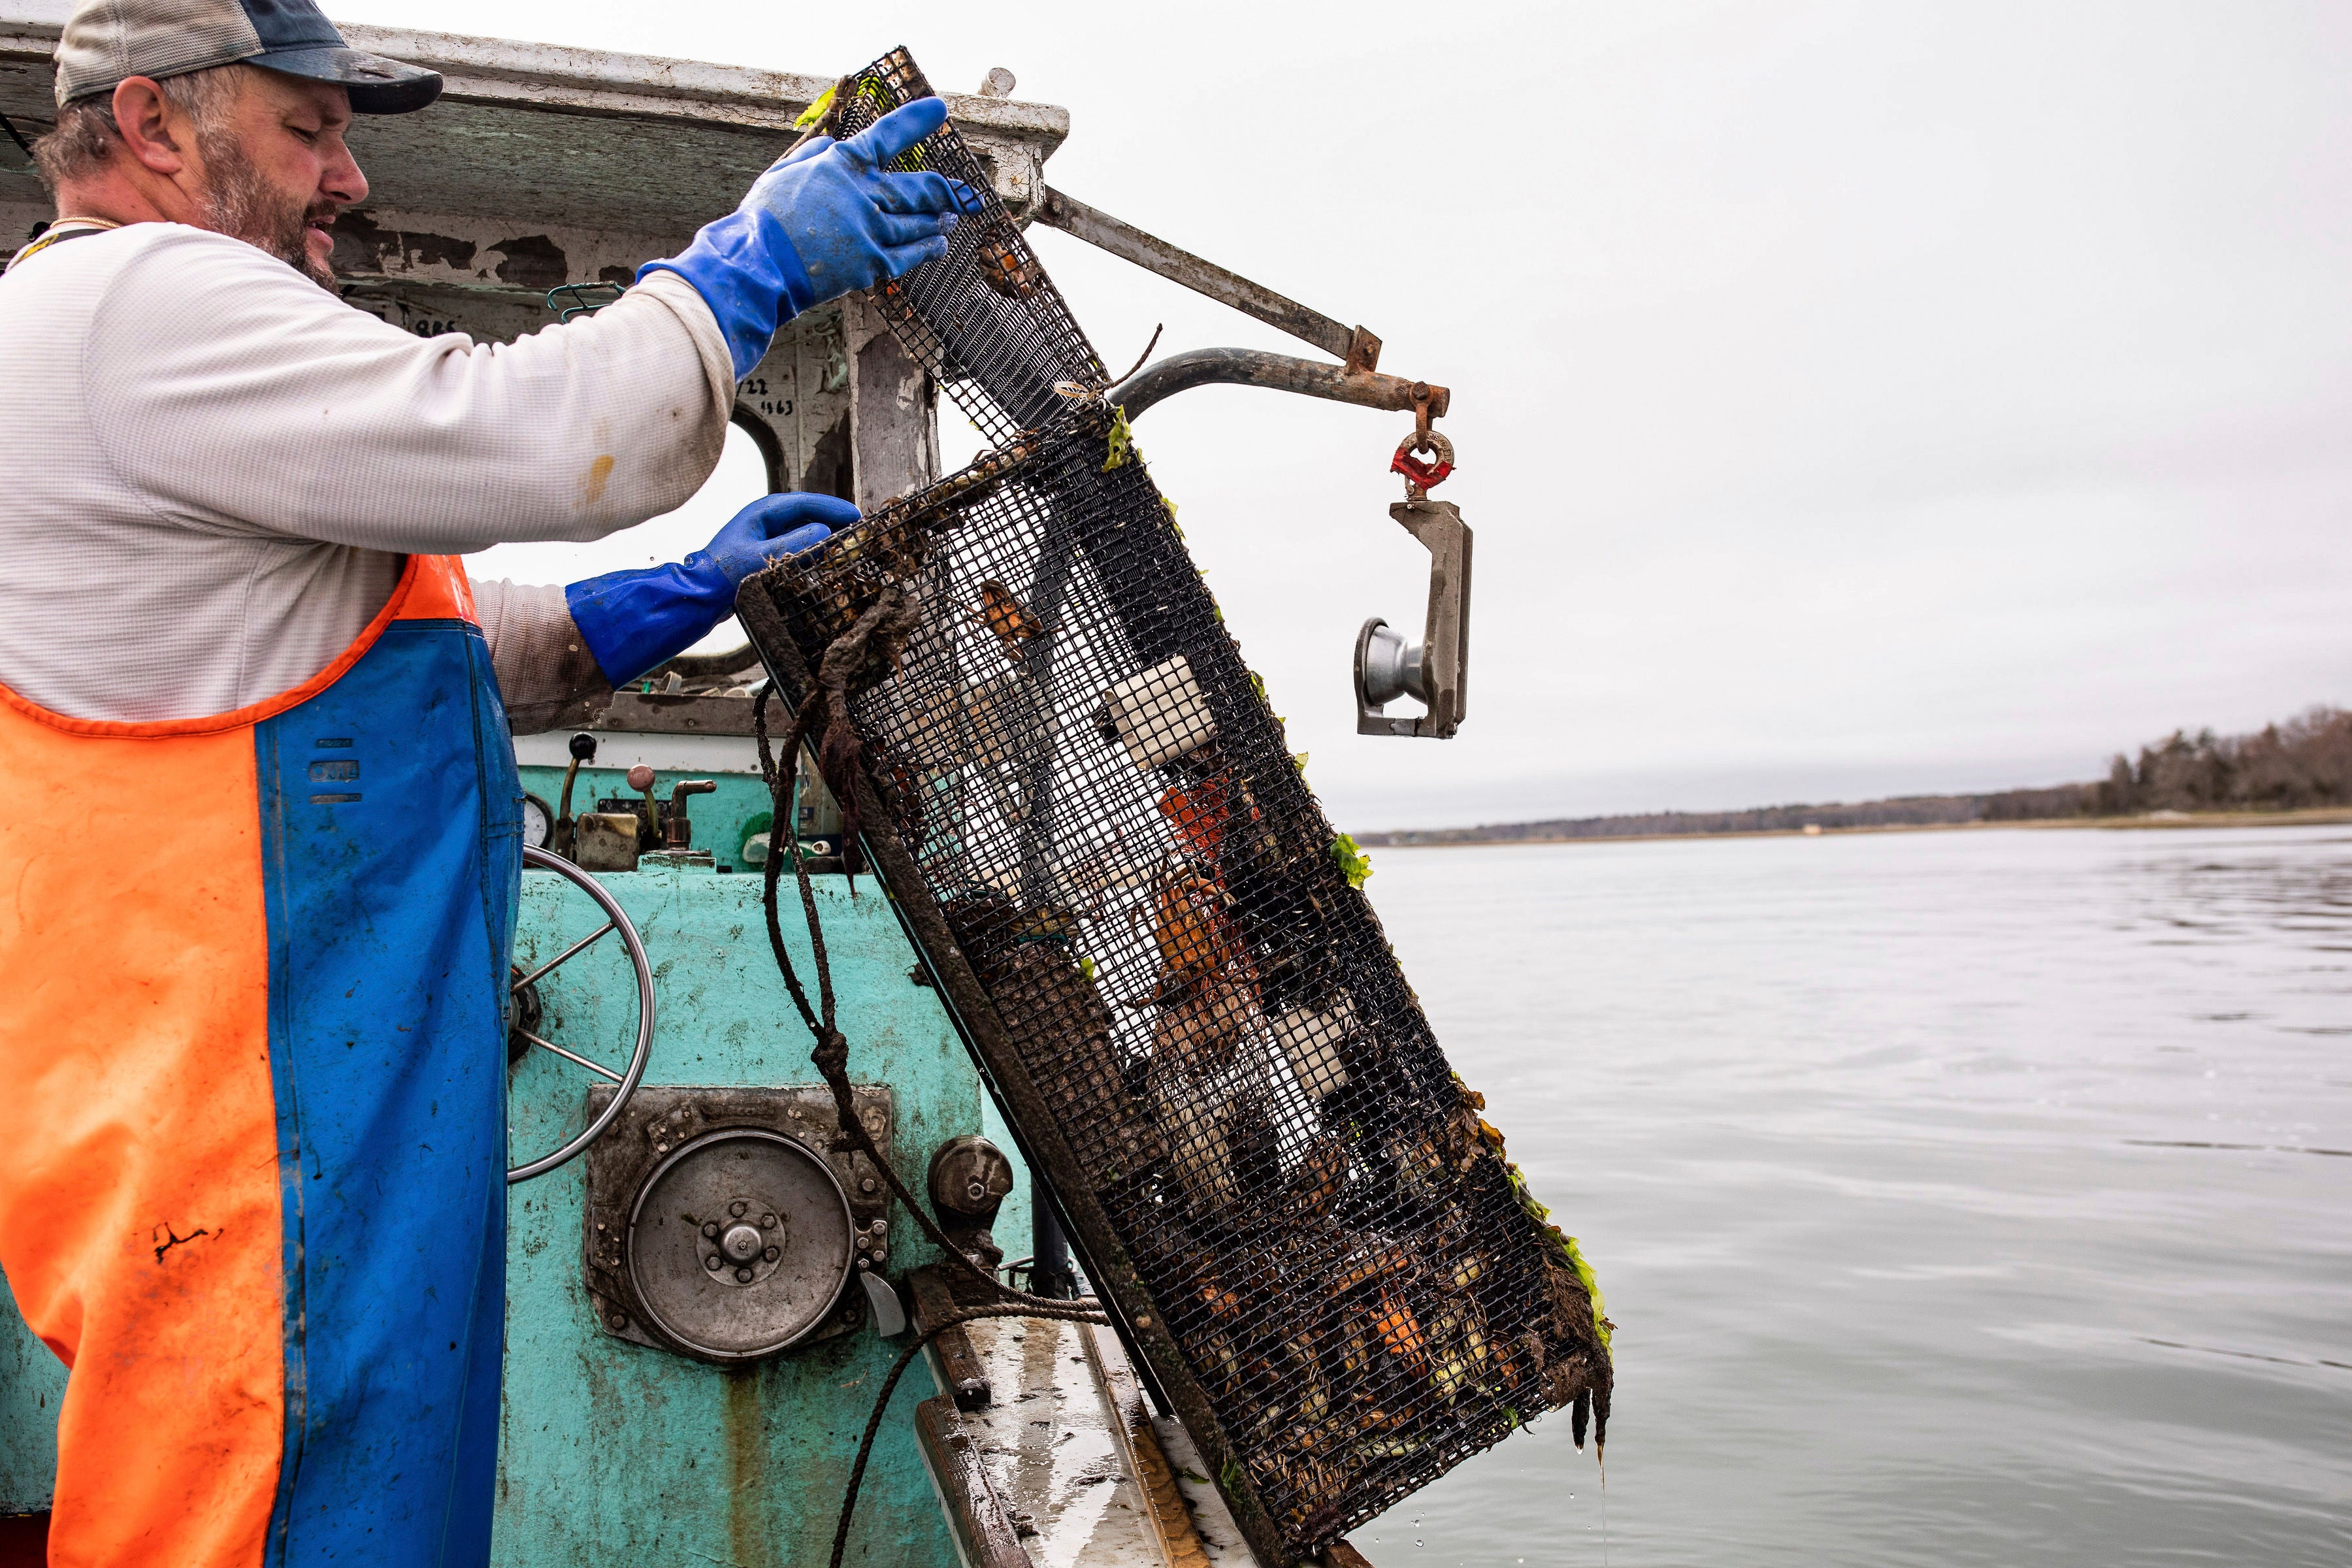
[507,844,656,1183]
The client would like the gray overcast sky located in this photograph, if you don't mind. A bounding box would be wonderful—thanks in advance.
[380,0,2352,832]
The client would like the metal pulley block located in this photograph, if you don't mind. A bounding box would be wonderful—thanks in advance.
[1356,430,1473,739]
[580,1085,895,1363]
[1056,151,1476,747]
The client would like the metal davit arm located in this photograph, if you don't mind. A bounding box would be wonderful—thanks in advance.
[1033,184,1450,424]
[1034,186,1373,365]
[1108,345,1450,421]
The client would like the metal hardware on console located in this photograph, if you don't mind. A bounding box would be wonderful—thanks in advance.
[928,1134,1015,1221]
[662,779,717,850]
[572,812,643,873]
[580,1084,895,1362]
[738,48,1609,1566]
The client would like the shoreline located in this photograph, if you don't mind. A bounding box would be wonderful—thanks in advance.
[1360,806,2352,850]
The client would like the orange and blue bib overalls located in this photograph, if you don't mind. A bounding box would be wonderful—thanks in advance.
[0,555,517,1567]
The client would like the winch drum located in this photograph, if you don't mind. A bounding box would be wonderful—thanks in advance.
[625,1128,858,1361]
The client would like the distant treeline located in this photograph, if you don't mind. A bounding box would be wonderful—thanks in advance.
[2091,706,2352,815]
[1360,706,2352,846]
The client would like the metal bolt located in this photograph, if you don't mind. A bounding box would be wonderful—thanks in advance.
[860,1178,877,1193]
[606,1313,627,1330]
[729,1200,749,1218]
[763,1245,779,1262]
[872,1220,888,1235]
[705,1255,723,1272]
[1137,1316,1152,1328]
[734,1266,754,1284]
[701,1221,720,1239]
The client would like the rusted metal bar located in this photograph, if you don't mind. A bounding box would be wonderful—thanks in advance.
[1109,346,1450,422]
[907,1265,992,1411]
[913,1396,1031,1568]
[1035,186,1378,369]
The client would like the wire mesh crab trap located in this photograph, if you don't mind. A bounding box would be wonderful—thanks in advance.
[739,48,1611,1566]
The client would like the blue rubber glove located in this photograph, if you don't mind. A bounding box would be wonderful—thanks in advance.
[566,491,863,686]
[640,99,975,379]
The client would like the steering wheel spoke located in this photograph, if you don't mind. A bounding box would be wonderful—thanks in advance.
[512,919,617,992]
[510,845,655,1183]
[515,1026,626,1083]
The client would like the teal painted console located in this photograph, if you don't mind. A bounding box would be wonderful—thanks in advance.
[0,814,1032,1568]
[495,857,1026,1566]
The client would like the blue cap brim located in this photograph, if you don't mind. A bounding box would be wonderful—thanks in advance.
[253,46,441,115]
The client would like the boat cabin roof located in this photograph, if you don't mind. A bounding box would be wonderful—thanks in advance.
[1,2,1069,286]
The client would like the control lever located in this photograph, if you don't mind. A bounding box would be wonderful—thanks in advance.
[664,781,717,851]
[626,764,661,849]
[555,731,597,858]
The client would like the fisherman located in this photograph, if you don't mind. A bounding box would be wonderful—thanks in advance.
[0,2,962,1561]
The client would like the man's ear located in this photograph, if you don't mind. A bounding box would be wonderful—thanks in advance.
[110,76,191,176]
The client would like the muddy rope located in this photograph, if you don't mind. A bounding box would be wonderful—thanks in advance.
[751,630,1116,1563]
[753,634,1119,1561]
[825,1301,1109,1568]
[750,610,1092,1315]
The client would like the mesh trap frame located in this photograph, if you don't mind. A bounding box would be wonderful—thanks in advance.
[740,50,1610,1565]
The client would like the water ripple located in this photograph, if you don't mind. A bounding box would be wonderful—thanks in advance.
[1359,824,2352,1567]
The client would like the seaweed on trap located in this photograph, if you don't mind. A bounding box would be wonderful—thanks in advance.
[738,47,1610,1565]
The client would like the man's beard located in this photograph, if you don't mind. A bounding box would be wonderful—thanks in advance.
[196,129,338,290]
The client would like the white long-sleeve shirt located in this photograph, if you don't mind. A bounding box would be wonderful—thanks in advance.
[0,221,736,725]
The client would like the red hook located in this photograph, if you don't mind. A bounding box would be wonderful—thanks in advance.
[1392,429,1456,491]
[1391,448,1454,489]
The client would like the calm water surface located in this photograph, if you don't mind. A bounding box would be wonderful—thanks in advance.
[1354,825,2351,1567]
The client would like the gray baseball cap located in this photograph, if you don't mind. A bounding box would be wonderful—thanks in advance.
[56,0,442,114]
